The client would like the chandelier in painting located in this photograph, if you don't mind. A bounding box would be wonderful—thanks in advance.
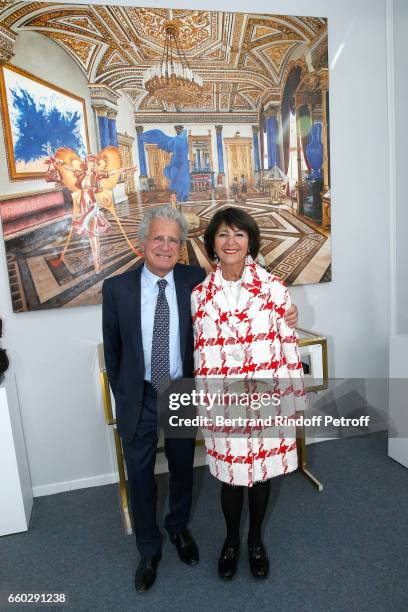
[142,15,203,105]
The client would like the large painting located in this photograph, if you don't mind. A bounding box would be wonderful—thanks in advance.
[0,64,89,180]
[0,4,331,312]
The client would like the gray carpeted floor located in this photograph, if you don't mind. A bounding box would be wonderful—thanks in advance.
[1,433,407,612]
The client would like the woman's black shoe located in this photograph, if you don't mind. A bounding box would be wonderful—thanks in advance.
[248,543,269,578]
[218,540,240,580]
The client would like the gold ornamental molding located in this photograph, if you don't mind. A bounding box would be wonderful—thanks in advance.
[300,71,321,91]
[45,30,99,71]
[318,67,329,91]
[117,131,135,147]
[264,106,280,118]
[0,0,19,15]
[279,56,309,106]
[88,83,120,114]
[99,67,277,93]
[310,26,328,71]
[0,23,16,63]
[93,105,118,118]
[134,112,258,124]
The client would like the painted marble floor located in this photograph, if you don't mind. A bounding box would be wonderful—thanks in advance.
[5,195,330,311]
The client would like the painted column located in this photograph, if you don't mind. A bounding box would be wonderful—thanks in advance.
[259,110,265,171]
[135,125,149,190]
[88,84,120,152]
[135,126,147,177]
[107,110,118,147]
[295,102,304,215]
[215,125,225,186]
[97,112,110,149]
[266,113,279,169]
[252,125,260,172]
[196,149,202,171]
[319,70,331,228]
[319,68,330,191]
[277,110,284,172]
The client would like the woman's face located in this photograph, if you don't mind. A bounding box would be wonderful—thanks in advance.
[214,223,249,268]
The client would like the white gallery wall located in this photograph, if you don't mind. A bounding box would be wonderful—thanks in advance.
[393,0,408,334]
[387,0,408,469]
[0,0,392,495]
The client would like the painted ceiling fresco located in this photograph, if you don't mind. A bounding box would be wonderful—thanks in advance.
[0,3,327,117]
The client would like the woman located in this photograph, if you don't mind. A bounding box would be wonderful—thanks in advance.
[191,207,307,581]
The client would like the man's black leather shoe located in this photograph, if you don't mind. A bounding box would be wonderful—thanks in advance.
[134,554,161,593]
[218,540,240,580]
[169,528,199,565]
[248,543,269,578]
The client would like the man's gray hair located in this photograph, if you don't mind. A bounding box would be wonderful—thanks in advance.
[138,205,188,244]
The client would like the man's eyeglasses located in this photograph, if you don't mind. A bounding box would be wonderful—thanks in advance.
[148,235,181,248]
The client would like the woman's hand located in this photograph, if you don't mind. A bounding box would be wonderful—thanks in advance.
[284,303,298,328]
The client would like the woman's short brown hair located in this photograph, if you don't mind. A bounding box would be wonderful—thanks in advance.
[204,207,260,260]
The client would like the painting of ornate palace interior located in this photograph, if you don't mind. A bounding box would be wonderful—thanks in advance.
[0,2,331,312]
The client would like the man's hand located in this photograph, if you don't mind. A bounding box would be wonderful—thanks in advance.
[284,303,298,328]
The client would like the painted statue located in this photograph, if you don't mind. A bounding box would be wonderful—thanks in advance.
[141,128,191,202]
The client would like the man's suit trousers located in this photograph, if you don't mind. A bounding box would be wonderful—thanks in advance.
[121,382,196,557]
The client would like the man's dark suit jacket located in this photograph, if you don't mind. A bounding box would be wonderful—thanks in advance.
[102,263,206,442]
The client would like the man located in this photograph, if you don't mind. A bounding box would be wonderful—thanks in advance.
[102,205,298,593]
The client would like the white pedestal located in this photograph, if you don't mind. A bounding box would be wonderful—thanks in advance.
[388,335,408,469]
[0,374,33,535]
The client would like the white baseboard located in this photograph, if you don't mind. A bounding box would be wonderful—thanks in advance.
[34,441,325,497]
[307,437,337,444]
[32,448,208,497]
[32,472,119,497]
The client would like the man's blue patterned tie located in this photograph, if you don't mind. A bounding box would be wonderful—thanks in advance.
[151,278,170,390]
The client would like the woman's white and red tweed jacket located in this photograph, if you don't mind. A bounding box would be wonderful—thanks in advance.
[191,256,307,486]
